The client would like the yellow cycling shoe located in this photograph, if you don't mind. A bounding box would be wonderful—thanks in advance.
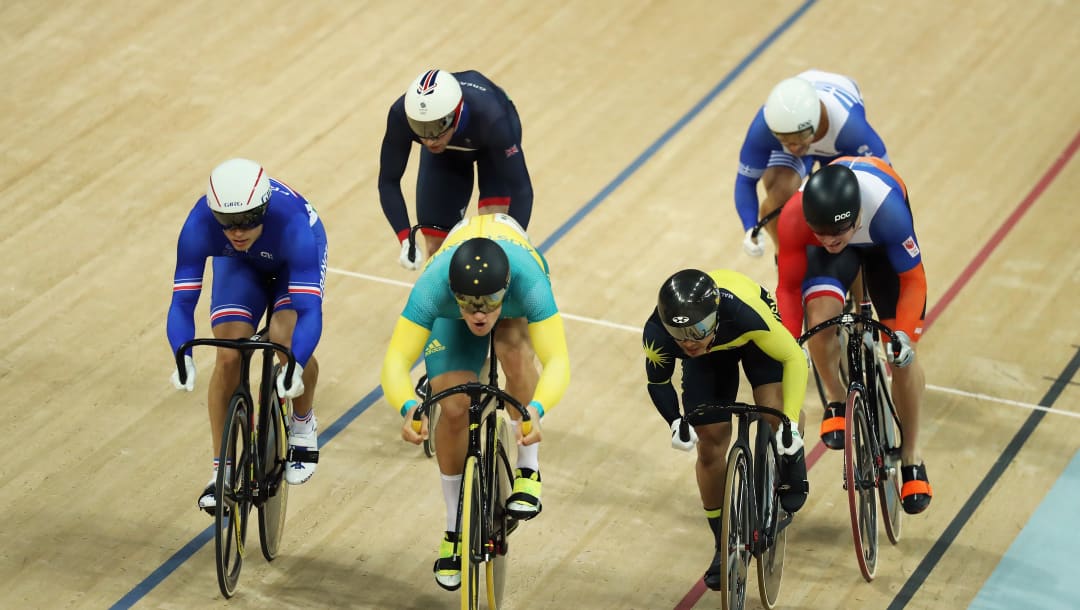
[433,531,461,591]
[507,468,542,520]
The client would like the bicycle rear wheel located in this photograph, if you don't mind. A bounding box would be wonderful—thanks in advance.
[866,347,902,545]
[258,382,290,561]
[844,388,878,582]
[753,420,785,609]
[459,456,482,610]
[215,394,252,598]
[486,414,514,608]
[720,445,752,610]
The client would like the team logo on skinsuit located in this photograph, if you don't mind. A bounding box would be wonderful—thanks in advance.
[903,236,920,257]
[505,144,520,158]
[424,339,446,356]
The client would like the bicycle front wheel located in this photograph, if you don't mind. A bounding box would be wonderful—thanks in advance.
[872,353,903,545]
[720,445,752,610]
[258,387,290,561]
[460,457,482,610]
[215,393,252,598]
[753,420,785,609]
[844,388,878,582]
[486,414,514,608]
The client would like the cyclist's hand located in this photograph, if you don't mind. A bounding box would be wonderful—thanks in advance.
[776,426,804,456]
[398,238,425,271]
[517,404,543,446]
[743,228,766,257]
[670,418,698,451]
[886,331,915,368]
[400,403,427,445]
[276,364,305,399]
[170,355,196,391]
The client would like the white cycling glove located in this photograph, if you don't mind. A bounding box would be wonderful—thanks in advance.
[742,228,766,257]
[670,418,699,452]
[398,239,425,271]
[170,355,196,391]
[277,364,305,399]
[886,331,915,368]
[776,426,804,457]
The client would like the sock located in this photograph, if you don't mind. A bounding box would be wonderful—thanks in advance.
[441,473,463,532]
[705,506,722,545]
[515,440,540,473]
[291,409,315,434]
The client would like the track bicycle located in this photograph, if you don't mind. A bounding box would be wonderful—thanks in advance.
[411,327,532,610]
[798,299,904,581]
[681,402,796,610]
[175,322,305,598]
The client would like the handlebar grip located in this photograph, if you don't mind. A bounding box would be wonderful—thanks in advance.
[781,422,792,448]
[678,419,692,442]
[521,420,532,437]
[410,403,424,433]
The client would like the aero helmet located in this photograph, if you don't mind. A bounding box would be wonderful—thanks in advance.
[763,77,821,135]
[404,69,464,139]
[206,158,271,229]
[449,238,510,312]
[802,164,862,234]
[657,269,721,342]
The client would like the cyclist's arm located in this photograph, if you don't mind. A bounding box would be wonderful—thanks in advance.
[487,117,533,229]
[748,327,808,422]
[284,221,325,367]
[775,192,812,337]
[380,316,430,415]
[166,215,210,356]
[894,263,927,340]
[525,313,569,417]
[377,104,416,242]
[735,118,771,231]
[643,321,681,425]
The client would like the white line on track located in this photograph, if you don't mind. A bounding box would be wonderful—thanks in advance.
[329,266,1077,420]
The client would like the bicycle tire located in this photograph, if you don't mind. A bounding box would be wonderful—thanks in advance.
[215,393,252,598]
[486,414,513,608]
[258,386,290,561]
[753,420,785,609]
[460,457,482,610]
[873,353,903,544]
[720,445,752,610]
[844,388,878,582]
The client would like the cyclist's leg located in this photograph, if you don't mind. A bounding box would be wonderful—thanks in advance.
[205,258,263,506]
[804,246,859,447]
[416,149,474,256]
[681,351,736,589]
[425,318,488,588]
[744,343,807,513]
[864,253,932,513]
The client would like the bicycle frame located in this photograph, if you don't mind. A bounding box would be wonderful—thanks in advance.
[176,325,297,597]
[799,299,903,580]
[684,402,794,610]
[412,329,531,609]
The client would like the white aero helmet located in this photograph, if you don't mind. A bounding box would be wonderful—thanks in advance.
[763,77,821,135]
[404,69,463,139]
[206,158,271,229]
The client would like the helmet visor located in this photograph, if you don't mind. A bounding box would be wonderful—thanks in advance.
[212,202,268,230]
[408,113,455,140]
[661,310,718,342]
[454,289,506,314]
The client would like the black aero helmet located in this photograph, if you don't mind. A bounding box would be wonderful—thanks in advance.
[657,269,720,342]
[449,238,510,311]
[802,164,861,234]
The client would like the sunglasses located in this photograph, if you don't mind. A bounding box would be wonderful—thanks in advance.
[212,203,267,231]
[454,289,506,314]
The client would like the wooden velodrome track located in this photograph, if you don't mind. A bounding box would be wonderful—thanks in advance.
[2,1,1078,608]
